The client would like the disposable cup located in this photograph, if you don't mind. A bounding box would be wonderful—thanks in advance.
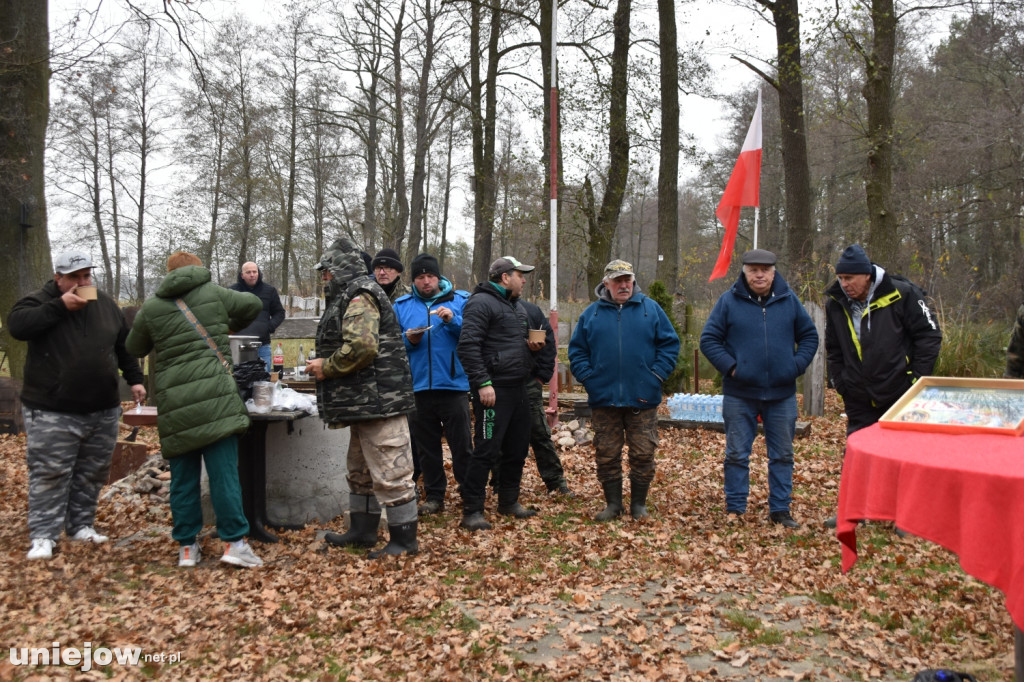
[529,329,546,343]
[76,285,98,301]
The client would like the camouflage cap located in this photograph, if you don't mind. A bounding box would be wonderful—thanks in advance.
[316,237,361,271]
[603,259,635,279]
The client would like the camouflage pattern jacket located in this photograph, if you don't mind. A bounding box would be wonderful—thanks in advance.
[1005,304,1024,379]
[315,244,415,424]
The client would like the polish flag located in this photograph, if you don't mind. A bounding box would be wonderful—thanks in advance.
[709,92,763,281]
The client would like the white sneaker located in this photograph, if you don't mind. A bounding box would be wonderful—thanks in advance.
[220,541,263,568]
[27,538,56,560]
[178,543,202,567]
[70,527,109,543]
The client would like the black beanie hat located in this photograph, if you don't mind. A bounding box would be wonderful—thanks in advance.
[835,244,872,275]
[371,248,403,273]
[409,253,440,279]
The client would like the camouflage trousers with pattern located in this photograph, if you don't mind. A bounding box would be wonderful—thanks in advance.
[345,414,417,507]
[590,406,659,486]
[23,404,120,540]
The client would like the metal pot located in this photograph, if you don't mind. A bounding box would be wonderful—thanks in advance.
[229,335,262,365]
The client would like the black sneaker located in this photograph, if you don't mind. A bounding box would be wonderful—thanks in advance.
[769,511,801,529]
[823,516,837,529]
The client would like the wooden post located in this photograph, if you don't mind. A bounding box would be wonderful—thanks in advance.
[804,301,826,417]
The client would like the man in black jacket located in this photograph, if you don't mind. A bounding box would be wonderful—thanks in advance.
[8,251,146,560]
[456,256,541,531]
[229,262,286,372]
[520,300,571,496]
[823,244,942,528]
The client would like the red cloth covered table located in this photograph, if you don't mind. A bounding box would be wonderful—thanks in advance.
[838,423,1024,632]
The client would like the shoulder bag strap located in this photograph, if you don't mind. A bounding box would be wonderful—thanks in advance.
[174,298,232,372]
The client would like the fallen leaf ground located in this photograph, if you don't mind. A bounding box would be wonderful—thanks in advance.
[0,390,1015,681]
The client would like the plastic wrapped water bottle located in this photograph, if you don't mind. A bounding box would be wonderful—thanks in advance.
[714,395,724,423]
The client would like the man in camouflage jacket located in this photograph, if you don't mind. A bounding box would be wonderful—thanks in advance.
[1006,304,1024,379]
[306,238,419,557]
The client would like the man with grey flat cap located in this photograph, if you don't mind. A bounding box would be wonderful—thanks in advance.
[700,249,818,529]
[8,250,146,560]
[456,256,542,531]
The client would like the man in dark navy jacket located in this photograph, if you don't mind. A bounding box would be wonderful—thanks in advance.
[229,261,285,372]
[700,249,818,529]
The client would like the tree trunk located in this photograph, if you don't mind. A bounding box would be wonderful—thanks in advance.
[407,0,436,264]
[390,0,410,253]
[771,0,814,277]
[587,0,631,295]
[469,0,500,284]
[863,0,898,258]
[656,0,679,289]
[0,0,52,380]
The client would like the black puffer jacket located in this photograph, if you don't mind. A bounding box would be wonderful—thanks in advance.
[825,268,942,409]
[8,280,144,413]
[457,283,533,389]
[521,299,556,383]
[228,271,285,343]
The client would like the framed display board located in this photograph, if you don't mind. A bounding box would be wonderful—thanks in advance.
[879,377,1024,436]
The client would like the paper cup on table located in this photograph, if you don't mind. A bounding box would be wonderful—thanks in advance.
[76,285,98,301]
[529,329,546,343]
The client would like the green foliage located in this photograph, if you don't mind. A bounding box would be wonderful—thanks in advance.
[933,315,1007,378]
[647,280,689,394]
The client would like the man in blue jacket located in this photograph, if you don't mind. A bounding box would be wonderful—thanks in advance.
[700,249,819,529]
[394,253,472,515]
[568,260,680,521]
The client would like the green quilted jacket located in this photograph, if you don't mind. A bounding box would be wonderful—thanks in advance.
[126,265,261,458]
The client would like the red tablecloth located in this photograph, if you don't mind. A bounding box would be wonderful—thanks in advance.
[837,423,1024,629]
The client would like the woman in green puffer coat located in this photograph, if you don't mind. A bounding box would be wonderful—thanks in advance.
[126,251,265,569]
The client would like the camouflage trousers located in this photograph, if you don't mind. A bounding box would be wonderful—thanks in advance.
[525,380,566,490]
[23,404,120,541]
[346,414,417,507]
[590,406,659,485]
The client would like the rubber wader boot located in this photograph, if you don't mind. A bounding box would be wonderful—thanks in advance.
[630,481,650,519]
[368,499,419,558]
[325,494,381,548]
[594,479,624,522]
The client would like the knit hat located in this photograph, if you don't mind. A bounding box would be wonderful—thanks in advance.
[488,256,535,278]
[371,248,404,273]
[54,250,93,274]
[409,253,440,278]
[835,244,872,275]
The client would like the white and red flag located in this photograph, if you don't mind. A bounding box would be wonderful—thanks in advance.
[709,92,763,281]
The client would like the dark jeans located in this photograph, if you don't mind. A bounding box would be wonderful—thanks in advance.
[526,380,566,490]
[462,384,530,515]
[410,390,473,502]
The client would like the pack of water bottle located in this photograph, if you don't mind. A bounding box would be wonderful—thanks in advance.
[667,393,724,423]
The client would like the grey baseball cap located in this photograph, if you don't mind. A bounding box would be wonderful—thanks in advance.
[488,256,535,278]
[54,251,93,274]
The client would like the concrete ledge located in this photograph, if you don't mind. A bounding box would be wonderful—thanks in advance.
[659,417,812,438]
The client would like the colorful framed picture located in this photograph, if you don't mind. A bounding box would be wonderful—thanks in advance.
[879,377,1024,436]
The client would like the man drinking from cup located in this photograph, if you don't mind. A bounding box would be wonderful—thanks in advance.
[8,250,146,560]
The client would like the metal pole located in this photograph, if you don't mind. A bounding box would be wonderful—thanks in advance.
[547,0,560,427]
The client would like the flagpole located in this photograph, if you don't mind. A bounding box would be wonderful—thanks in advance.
[753,207,759,249]
[547,0,560,428]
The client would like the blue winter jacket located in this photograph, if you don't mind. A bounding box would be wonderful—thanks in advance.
[394,277,470,393]
[568,283,680,409]
[700,271,819,401]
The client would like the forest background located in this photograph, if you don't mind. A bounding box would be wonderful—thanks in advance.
[2,0,1023,379]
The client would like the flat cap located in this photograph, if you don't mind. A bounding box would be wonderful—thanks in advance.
[741,249,777,266]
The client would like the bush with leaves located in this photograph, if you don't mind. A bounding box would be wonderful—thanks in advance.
[647,280,689,394]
